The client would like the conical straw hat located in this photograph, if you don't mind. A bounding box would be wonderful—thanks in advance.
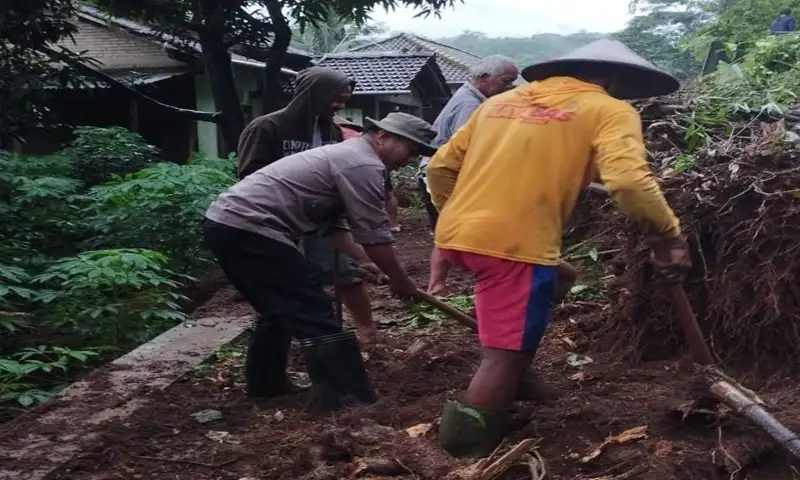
[521,39,679,99]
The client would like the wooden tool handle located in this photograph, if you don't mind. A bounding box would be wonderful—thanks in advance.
[666,284,715,365]
[413,290,478,332]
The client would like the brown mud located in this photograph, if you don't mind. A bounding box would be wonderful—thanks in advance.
[42,212,800,480]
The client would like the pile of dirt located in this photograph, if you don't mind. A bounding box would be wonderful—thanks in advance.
[571,97,800,373]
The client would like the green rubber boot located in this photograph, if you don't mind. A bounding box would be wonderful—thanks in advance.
[438,401,510,458]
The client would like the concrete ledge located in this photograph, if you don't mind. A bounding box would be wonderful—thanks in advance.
[0,315,253,480]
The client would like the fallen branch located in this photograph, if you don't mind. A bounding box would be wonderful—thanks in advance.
[444,438,545,480]
[137,455,239,468]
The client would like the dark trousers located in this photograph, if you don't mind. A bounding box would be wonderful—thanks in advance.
[203,219,340,338]
[417,177,439,229]
[204,219,343,395]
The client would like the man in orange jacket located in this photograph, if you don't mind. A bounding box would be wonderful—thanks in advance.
[428,39,692,458]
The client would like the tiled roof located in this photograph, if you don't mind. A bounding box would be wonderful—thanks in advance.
[315,53,433,93]
[72,3,309,72]
[346,33,482,84]
[61,16,186,71]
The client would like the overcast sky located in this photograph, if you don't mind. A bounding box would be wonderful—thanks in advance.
[368,0,634,37]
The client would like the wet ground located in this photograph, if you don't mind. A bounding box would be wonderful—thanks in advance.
[23,213,800,479]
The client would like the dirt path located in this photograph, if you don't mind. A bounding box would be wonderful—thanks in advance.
[43,212,800,480]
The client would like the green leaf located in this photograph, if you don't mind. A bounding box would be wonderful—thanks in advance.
[454,404,486,428]
[17,393,35,407]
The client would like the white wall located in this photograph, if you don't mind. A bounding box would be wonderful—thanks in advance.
[194,66,263,158]
[194,72,218,158]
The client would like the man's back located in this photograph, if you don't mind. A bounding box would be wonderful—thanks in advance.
[430,77,644,265]
[771,13,795,34]
[208,137,389,247]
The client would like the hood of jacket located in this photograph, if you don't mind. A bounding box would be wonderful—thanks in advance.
[516,76,607,105]
[285,66,355,124]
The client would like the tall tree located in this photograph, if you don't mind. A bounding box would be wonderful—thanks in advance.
[292,6,387,55]
[0,0,83,144]
[614,12,702,78]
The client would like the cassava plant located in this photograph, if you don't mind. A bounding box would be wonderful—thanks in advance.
[85,157,235,274]
[64,126,161,186]
[31,248,191,346]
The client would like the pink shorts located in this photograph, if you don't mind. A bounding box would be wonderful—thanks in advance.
[440,249,557,352]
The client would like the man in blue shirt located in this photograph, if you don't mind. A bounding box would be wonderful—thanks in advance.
[771,8,795,35]
[418,55,520,295]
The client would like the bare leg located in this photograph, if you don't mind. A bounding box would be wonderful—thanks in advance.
[427,246,452,295]
[516,259,577,402]
[464,347,532,409]
[555,258,579,304]
[340,283,378,344]
[386,193,400,232]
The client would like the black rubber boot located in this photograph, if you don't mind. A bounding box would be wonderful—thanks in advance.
[245,319,297,398]
[438,401,510,458]
[299,329,377,411]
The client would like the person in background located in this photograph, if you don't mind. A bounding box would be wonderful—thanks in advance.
[427,39,691,458]
[334,116,401,233]
[205,112,437,409]
[770,8,795,35]
[418,55,520,296]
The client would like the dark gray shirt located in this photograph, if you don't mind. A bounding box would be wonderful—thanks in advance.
[205,136,393,249]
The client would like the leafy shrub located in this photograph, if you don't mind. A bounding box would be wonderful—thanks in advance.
[189,151,237,178]
[1,249,188,408]
[85,159,235,274]
[0,153,88,257]
[32,249,190,345]
[64,126,161,186]
[0,131,234,414]
[1,346,99,407]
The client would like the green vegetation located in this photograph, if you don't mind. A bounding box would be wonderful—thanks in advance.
[0,127,234,415]
[406,294,475,328]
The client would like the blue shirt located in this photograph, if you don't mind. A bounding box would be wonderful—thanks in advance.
[771,14,795,34]
[418,83,486,174]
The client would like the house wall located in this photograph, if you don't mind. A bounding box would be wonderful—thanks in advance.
[15,74,195,163]
[342,94,424,126]
[448,82,464,94]
[194,65,271,158]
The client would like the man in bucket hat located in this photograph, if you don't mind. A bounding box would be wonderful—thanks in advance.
[203,112,437,411]
[334,115,402,235]
[427,39,691,457]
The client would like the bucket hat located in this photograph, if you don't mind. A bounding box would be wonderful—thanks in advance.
[363,112,438,156]
[333,115,364,132]
[521,39,679,99]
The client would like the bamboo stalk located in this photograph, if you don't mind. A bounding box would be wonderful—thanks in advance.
[708,378,800,460]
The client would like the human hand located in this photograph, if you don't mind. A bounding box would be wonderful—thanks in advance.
[389,276,418,299]
[358,262,389,284]
[647,234,691,283]
[356,324,381,345]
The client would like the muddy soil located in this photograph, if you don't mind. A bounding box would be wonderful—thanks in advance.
[42,212,800,479]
